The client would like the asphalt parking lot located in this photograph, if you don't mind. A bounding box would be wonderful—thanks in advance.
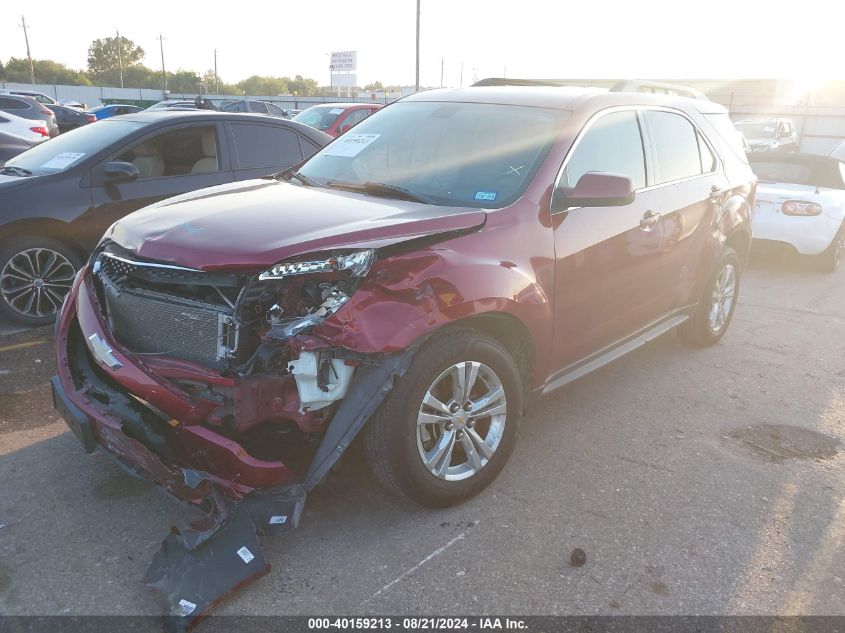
[0,250,843,627]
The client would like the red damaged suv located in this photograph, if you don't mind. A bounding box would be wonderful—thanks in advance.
[53,83,753,607]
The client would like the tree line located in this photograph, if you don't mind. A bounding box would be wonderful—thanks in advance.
[0,35,372,96]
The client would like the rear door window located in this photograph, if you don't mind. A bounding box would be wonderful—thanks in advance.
[0,97,29,111]
[230,123,303,169]
[561,110,647,190]
[643,110,703,184]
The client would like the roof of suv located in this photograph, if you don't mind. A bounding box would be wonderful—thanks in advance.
[404,86,728,115]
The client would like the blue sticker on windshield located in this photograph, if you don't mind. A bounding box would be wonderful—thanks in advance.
[474,191,497,201]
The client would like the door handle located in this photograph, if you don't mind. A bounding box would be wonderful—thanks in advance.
[639,210,660,229]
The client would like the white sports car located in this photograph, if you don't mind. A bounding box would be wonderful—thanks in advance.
[749,153,845,271]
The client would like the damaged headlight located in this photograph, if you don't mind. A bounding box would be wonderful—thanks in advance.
[258,250,375,280]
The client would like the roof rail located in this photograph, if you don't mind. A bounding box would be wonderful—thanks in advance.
[471,78,562,87]
[609,80,709,101]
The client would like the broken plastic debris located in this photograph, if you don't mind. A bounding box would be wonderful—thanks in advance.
[236,546,255,564]
[269,515,287,525]
[176,599,197,616]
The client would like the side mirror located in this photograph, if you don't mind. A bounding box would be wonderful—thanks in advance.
[103,161,139,183]
[554,172,635,211]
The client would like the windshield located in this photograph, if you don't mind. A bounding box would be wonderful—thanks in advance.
[298,101,569,208]
[735,121,777,140]
[293,106,345,130]
[4,120,144,176]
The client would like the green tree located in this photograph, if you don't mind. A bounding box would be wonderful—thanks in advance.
[167,70,201,93]
[364,81,384,91]
[87,36,145,82]
[4,58,92,85]
[237,75,288,96]
[287,75,319,96]
[0,60,6,82]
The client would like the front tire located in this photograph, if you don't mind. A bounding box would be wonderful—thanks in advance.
[677,247,741,347]
[364,327,523,507]
[0,236,81,326]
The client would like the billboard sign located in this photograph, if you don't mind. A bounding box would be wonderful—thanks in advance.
[330,51,357,72]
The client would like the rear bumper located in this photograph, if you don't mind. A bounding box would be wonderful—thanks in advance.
[752,213,842,256]
[53,267,293,505]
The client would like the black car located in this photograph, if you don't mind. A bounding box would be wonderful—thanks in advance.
[221,99,290,117]
[51,104,96,134]
[0,130,39,163]
[0,110,331,325]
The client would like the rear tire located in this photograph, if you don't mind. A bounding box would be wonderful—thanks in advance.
[0,236,81,326]
[364,327,522,507]
[677,247,741,347]
[816,229,843,273]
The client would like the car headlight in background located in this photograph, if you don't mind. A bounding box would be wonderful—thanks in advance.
[781,200,822,216]
[259,249,375,280]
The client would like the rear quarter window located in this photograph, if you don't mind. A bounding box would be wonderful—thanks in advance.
[642,110,702,184]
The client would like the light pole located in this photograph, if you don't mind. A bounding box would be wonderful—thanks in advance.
[19,15,35,85]
[157,34,167,93]
[116,30,124,89]
[415,0,421,92]
[213,48,219,94]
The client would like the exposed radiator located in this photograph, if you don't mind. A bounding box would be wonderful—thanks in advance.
[96,256,238,368]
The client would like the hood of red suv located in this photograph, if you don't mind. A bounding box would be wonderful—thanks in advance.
[108,179,487,271]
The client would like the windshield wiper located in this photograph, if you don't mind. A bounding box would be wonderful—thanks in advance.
[0,166,33,177]
[325,181,437,205]
[272,166,318,187]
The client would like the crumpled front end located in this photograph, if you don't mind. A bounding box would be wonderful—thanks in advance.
[52,242,425,630]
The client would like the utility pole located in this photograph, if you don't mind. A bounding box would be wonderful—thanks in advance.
[19,15,35,85]
[116,30,124,89]
[460,62,464,88]
[415,0,420,92]
[157,34,167,92]
[213,48,219,94]
[440,57,444,88]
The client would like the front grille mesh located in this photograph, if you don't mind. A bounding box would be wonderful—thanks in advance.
[96,254,236,368]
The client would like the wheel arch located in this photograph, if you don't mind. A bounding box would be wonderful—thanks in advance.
[0,219,87,259]
[725,228,752,268]
[436,312,536,402]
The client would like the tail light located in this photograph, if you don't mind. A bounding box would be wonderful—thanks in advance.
[782,200,822,216]
[30,125,50,137]
[86,113,97,123]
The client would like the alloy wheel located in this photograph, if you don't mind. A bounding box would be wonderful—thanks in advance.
[416,361,507,481]
[708,262,736,333]
[0,248,76,319]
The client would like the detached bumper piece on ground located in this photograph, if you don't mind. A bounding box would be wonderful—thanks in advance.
[52,271,414,629]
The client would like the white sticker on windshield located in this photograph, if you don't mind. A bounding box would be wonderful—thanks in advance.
[41,152,85,170]
[324,134,381,158]
[329,108,345,114]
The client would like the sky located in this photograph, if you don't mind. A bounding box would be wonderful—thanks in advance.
[1,0,842,88]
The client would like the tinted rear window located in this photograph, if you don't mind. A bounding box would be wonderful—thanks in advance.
[750,158,845,189]
[231,123,303,169]
[643,110,703,184]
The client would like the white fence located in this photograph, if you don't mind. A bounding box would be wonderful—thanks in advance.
[0,82,393,108]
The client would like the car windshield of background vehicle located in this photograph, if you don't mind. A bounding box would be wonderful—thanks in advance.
[299,101,570,208]
[735,121,776,139]
[4,120,144,176]
[292,106,345,130]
